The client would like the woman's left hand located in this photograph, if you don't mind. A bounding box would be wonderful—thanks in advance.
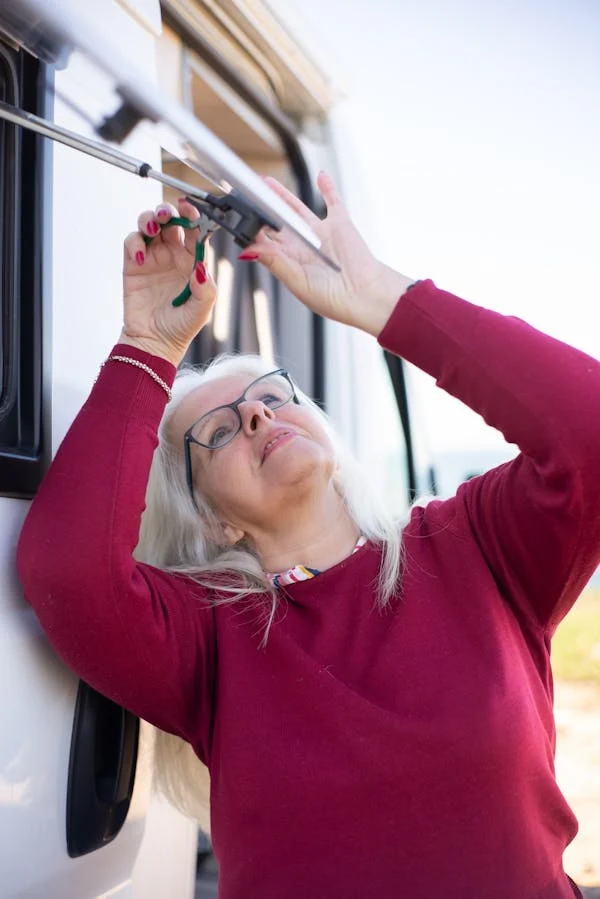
[244,172,413,336]
[120,198,217,366]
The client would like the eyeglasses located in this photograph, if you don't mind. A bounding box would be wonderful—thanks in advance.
[183,369,299,504]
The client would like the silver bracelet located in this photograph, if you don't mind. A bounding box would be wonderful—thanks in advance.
[102,355,173,402]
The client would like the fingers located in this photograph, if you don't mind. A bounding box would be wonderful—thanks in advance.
[175,197,204,254]
[240,240,307,297]
[264,171,342,227]
[126,198,192,265]
[136,205,182,251]
[177,196,201,220]
[316,170,342,210]
[263,177,322,229]
[137,209,162,239]
[136,199,201,253]
[124,231,147,267]
[155,202,178,223]
[260,226,285,245]
[188,260,217,309]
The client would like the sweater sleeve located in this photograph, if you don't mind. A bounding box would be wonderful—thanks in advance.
[17,345,215,754]
[378,280,600,634]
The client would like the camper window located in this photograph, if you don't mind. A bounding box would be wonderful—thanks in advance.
[0,40,48,498]
[158,19,321,401]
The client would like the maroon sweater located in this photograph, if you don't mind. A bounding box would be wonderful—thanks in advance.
[17,281,600,898]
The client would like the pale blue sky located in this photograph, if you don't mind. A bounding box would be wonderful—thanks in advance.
[284,0,600,457]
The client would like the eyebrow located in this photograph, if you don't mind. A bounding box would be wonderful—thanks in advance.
[195,380,249,415]
[190,377,260,425]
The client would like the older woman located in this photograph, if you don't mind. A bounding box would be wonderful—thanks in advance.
[17,172,599,899]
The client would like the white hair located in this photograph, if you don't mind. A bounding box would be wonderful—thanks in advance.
[134,353,406,828]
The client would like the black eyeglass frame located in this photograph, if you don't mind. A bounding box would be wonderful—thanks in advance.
[183,368,299,506]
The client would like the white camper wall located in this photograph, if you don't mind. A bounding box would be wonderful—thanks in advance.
[49,1,198,897]
[297,126,413,518]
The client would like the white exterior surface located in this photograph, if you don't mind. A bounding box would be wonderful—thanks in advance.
[1,2,415,897]
[1,2,197,897]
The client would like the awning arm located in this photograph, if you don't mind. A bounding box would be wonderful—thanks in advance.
[0,97,339,265]
[3,0,337,265]
[0,98,211,197]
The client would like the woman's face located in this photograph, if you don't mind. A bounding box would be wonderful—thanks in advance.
[169,371,336,537]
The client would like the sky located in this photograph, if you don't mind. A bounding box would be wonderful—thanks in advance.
[273,0,600,468]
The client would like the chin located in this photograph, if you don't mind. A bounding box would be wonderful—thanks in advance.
[272,448,335,493]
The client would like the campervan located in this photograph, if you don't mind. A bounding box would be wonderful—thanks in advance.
[0,1,420,896]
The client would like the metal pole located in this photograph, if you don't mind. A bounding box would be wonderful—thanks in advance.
[0,99,209,200]
[0,93,339,267]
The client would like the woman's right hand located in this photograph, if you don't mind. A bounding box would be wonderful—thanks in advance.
[120,198,217,367]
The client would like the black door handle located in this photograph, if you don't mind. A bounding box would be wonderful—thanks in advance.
[66,681,139,858]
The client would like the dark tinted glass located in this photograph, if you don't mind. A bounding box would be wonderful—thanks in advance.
[0,40,49,496]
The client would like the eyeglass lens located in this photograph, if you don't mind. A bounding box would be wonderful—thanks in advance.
[192,372,293,449]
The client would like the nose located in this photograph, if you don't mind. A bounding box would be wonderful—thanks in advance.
[239,399,275,434]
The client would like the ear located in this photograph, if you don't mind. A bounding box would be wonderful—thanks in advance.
[221,522,246,546]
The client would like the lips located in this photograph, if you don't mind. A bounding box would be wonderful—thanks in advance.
[260,429,296,463]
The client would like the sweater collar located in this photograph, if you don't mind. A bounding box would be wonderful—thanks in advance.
[267,536,367,588]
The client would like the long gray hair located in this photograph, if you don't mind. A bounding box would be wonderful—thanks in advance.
[134,353,405,827]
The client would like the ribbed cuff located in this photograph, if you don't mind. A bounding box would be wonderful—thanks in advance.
[377,279,494,384]
[377,279,436,357]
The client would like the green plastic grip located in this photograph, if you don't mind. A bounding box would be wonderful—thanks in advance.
[142,217,206,307]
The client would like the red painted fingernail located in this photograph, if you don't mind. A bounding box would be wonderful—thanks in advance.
[195,261,207,284]
[135,251,145,266]
[238,252,259,261]
[147,220,159,236]
[156,207,170,218]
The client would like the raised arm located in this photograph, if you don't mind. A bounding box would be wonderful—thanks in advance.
[17,200,218,752]
[380,281,600,633]
[249,175,600,634]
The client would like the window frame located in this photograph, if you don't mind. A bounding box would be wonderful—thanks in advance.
[0,39,51,498]
[162,3,419,506]
[160,1,325,404]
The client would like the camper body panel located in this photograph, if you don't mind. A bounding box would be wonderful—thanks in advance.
[1,3,198,898]
[1,2,417,897]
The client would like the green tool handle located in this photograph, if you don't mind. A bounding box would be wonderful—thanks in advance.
[143,217,206,307]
